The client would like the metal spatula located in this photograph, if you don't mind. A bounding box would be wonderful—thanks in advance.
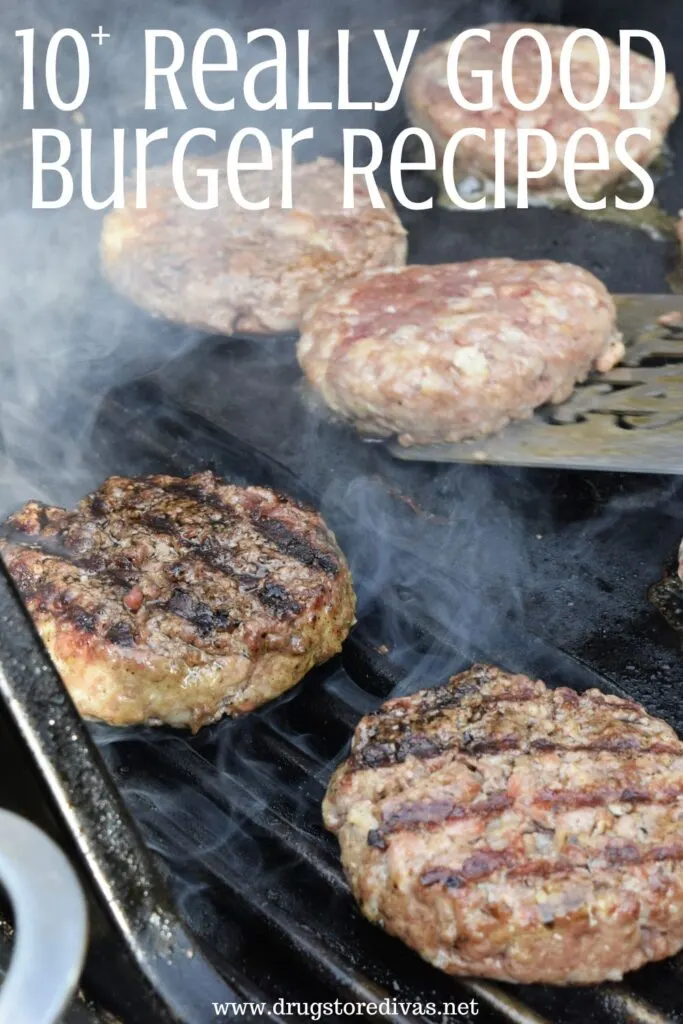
[388,295,683,473]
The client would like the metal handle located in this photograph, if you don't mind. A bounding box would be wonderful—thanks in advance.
[0,809,88,1024]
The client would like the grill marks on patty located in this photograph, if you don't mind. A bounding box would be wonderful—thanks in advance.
[356,733,679,769]
[249,513,340,576]
[141,477,337,619]
[420,840,683,891]
[350,674,676,770]
[366,776,683,852]
[0,471,344,655]
[0,524,116,640]
[133,495,311,621]
[332,664,683,899]
[324,665,683,983]
[367,791,515,850]
[165,587,237,637]
[1,473,356,730]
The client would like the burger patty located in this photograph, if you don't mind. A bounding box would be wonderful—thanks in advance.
[0,472,356,731]
[297,259,624,446]
[323,665,683,985]
[100,150,407,335]
[405,22,680,202]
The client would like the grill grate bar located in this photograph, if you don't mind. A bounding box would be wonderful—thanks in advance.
[248,721,331,779]
[161,745,347,892]
[56,375,683,1022]
[110,745,346,895]
[599,986,680,1024]
[465,984,552,1024]
[107,616,683,1024]
[158,839,436,1024]
[153,821,537,1024]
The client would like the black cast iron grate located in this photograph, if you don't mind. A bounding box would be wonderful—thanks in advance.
[1,379,672,1024]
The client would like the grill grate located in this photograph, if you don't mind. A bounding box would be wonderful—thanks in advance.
[1,0,682,1018]
[96,605,683,1024]
[69,383,683,1024]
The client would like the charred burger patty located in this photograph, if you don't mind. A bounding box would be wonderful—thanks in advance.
[0,472,356,731]
[324,664,683,985]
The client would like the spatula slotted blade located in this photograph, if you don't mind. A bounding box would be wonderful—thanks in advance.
[387,295,683,473]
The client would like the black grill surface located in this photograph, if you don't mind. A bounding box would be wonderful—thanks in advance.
[1,0,683,1021]
[74,377,683,1024]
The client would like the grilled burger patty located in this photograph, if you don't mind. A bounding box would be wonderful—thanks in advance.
[324,665,683,985]
[297,259,624,446]
[100,150,407,336]
[0,472,356,731]
[405,22,680,202]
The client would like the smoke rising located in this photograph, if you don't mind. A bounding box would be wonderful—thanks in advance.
[6,0,682,1011]
[0,0,563,504]
[0,0,486,507]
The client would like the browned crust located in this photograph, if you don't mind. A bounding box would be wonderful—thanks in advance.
[324,665,683,985]
[1,472,356,730]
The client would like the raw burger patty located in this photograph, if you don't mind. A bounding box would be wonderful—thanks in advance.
[324,664,683,985]
[297,258,624,446]
[0,472,356,731]
[100,150,407,335]
[405,22,680,201]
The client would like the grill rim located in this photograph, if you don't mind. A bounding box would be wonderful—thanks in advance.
[0,561,247,1023]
